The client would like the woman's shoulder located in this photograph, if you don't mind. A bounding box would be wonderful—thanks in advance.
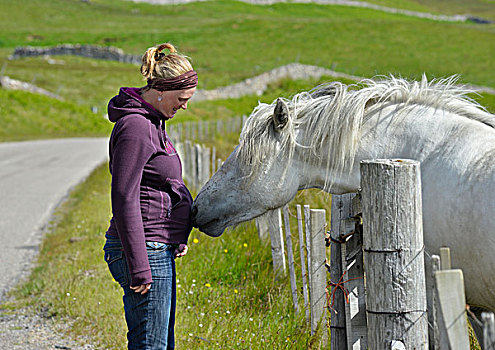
[113,113,157,136]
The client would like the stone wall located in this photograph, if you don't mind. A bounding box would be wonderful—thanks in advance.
[0,76,61,100]
[9,44,141,65]
[192,63,363,101]
[5,46,495,100]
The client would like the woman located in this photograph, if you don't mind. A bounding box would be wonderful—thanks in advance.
[103,42,197,349]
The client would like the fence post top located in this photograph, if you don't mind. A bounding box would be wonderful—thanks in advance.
[360,158,420,166]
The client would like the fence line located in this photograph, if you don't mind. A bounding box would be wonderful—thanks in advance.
[327,160,493,348]
[257,158,492,347]
[168,116,245,146]
[256,205,329,345]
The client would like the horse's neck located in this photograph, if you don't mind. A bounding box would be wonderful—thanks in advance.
[361,104,494,157]
[321,104,495,194]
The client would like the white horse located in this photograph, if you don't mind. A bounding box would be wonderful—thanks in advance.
[192,75,495,311]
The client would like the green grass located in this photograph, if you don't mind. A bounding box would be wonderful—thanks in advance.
[5,159,334,349]
[0,0,494,114]
[0,89,112,141]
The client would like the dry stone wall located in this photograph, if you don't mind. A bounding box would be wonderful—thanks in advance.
[0,76,61,100]
[9,44,141,65]
[6,45,495,99]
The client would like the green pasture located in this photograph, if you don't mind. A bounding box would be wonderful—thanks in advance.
[0,0,494,114]
[0,0,493,348]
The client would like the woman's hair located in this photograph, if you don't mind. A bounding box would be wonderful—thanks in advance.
[140,43,193,84]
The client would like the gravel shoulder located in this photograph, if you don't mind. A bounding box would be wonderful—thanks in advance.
[0,306,95,350]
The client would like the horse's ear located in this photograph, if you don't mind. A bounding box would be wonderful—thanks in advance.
[273,98,289,130]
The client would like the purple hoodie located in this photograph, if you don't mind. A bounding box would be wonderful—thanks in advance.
[106,87,193,286]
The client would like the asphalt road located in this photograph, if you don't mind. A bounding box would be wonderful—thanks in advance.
[0,138,108,301]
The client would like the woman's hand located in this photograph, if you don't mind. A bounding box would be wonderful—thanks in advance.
[175,244,188,258]
[130,283,151,295]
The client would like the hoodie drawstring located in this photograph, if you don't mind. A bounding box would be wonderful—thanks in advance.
[159,119,166,149]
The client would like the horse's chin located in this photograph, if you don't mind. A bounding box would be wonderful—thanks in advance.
[195,220,227,237]
[199,226,225,237]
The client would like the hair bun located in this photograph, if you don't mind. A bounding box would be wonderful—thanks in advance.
[157,43,176,54]
[154,51,165,61]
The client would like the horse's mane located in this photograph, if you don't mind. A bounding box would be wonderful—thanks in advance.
[237,75,494,188]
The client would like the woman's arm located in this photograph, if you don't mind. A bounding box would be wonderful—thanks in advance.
[111,116,155,287]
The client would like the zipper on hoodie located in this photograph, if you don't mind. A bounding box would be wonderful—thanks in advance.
[159,119,166,149]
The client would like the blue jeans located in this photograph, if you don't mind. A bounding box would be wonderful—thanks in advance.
[103,236,177,350]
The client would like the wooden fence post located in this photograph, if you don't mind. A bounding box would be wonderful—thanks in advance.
[283,205,299,314]
[435,269,469,349]
[198,121,203,141]
[329,193,368,349]
[483,312,495,350]
[185,140,193,184]
[256,213,270,241]
[267,208,286,277]
[194,144,201,190]
[216,119,222,135]
[439,247,451,270]
[201,145,210,187]
[361,159,428,349]
[430,255,441,349]
[175,141,184,175]
[296,205,310,326]
[330,194,351,350]
[211,146,216,175]
[191,121,196,141]
[435,247,470,349]
[304,205,312,295]
[309,209,328,346]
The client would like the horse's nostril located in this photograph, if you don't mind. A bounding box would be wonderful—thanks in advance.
[191,205,198,218]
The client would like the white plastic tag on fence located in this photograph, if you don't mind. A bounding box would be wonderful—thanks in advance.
[390,340,406,350]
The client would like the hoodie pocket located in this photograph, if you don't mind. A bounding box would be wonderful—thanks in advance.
[141,186,171,222]
[159,181,183,218]
[141,181,190,224]
[159,191,172,219]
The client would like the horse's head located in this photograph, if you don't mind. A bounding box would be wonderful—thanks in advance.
[192,82,367,236]
[192,97,308,237]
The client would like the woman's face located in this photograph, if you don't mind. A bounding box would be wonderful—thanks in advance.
[158,87,196,119]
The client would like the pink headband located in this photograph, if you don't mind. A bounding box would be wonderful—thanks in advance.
[147,70,198,91]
